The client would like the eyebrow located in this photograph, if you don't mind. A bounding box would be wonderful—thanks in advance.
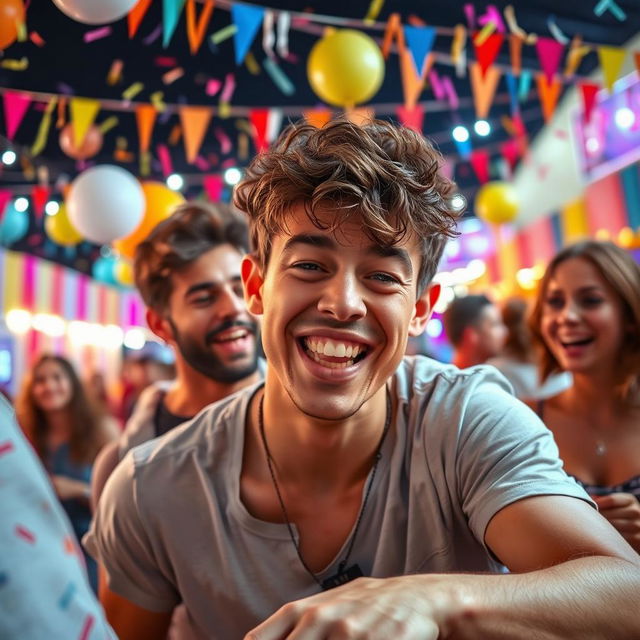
[184,277,241,298]
[282,233,414,274]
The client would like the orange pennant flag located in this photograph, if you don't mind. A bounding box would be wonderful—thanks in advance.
[178,105,213,163]
[303,108,332,128]
[598,45,626,93]
[128,0,153,39]
[70,97,100,147]
[509,34,523,76]
[634,51,640,75]
[469,62,502,119]
[536,74,562,122]
[381,13,405,58]
[400,49,433,109]
[344,107,375,126]
[135,104,157,153]
[186,0,215,55]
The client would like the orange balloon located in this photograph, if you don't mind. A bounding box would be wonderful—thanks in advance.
[59,123,103,160]
[113,182,185,259]
[0,0,24,50]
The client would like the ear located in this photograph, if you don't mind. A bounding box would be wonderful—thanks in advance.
[242,253,265,315]
[146,308,174,344]
[408,283,440,337]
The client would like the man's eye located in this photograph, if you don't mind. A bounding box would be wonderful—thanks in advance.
[191,295,214,305]
[293,262,322,271]
[370,273,399,284]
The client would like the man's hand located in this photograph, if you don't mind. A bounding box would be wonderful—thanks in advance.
[244,575,457,640]
[592,493,640,553]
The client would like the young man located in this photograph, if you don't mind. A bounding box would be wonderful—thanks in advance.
[86,119,640,640]
[443,293,507,368]
[90,202,264,506]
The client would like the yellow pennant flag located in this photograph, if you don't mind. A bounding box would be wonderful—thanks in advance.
[598,46,626,93]
[561,198,589,243]
[178,106,213,163]
[70,97,101,148]
[469,62,502,119]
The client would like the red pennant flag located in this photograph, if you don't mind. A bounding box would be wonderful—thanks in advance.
[249,109,269,152]
[3,91,31,141]
[579,82,600,124]
[500,139,520,174]
[0,188,12,224]
[31,185,50,219]
[535,37,565,83]
[473,32,504,77]
[470,149,490,184]
[204,175,223,202]
[395,104,424,133]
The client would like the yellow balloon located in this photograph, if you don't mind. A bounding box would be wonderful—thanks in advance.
[474,181,519,225]
[45,203,83,247]
[113,182,185,260]
[115,259,134,287]
[307,29,384,107]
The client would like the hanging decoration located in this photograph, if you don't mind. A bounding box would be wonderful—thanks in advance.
[51,0,139,25]
[475,181,519,225]
[0,0,25,50]
[59,123,103,159]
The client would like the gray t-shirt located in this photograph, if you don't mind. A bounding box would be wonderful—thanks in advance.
[84,356,592,639]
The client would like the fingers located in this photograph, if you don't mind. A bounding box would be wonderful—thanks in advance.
[244,601,299,640]
[591,493,636,510]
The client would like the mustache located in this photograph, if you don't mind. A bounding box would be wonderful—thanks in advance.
[205,319,258,344]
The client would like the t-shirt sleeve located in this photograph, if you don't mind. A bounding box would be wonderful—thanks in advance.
[453,371,594,548]
[83,452,180,612]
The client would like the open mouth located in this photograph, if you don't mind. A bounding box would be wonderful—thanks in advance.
[560,337,594,348]
[299,336,370,369]
[209,328,253,344]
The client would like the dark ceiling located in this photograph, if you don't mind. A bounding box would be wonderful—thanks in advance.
[1,0,639,273]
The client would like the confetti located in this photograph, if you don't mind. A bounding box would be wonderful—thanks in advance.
[474,22,496,46]
[139,151,151,177]
[0,441,14,456]
[99,116,119,134]
[218,101,231,118]
[29,31,45,46]
[1,58,28,70]
[150,91,166,111]
[547,15,570,45]
[143,24,162,45]
[215,128,232,154]
[155,56,178,67]
[84,26,111,43]
[276,11,290,58]
[364,0,385,23]
[210,24,237,45]
[31,97,57,157]
[168,124,182,145]
[78,615,95,640]
[206,78,222,96]
[106,59,123,85]
[122,82,144,101]
[15,525,35,544]
[238,131,249,160]
[594,0,627,21]
[58,582,77,610]
[245,51,260,75]
[156,144,173,176]
[194,156,210,170]
[220,73,236,103]
[162,67,184,85]
[263,58,295,96]
[0,571,7,588]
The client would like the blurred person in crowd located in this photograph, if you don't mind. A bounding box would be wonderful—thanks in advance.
[91,201,264,506]
[84,370,122,433]
[86,118,639,640]
[0,393,115,639]
[16,354,118,591]
[443,293,507,369]
[529,240,640,552]
[488,296,572,401]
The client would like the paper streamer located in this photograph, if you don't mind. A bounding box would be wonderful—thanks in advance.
[564,36,590,78]
[238,131,249,160]
[451,24,466,65]
[244,51,260,74]
[463,3,476,30]
[263,58,295,96]
[107,59,123,85]
[442,76,459,110]
[143,24,162,45]
[478,5,505,33]
[162,67,184,84]
[428,70,445,100]
[503,5,528,40]
[518,70,532,102]
[156,143,173,176]
[262,9,276,59]
[31,97,57,157]
[474,22,496,46]
[381,13,405,59]
[194,156,209,171]
[150,91,166,112]
[1,57,28,70]
[84,26,111,43]
[220,73,236,103]
[122,82,144,100]
[364,0,385,23]
[276,11,290,58]
[547,15,569,44]
[98,116,118,134]
[211,24,237,45]
[168,124,181,145]
[594,0,627,21]
[214,127,232,154]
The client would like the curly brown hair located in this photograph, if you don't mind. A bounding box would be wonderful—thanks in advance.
[529,240,640,402]
[233,117,460,294]
[134,202,250,314]
[16,354,104,464]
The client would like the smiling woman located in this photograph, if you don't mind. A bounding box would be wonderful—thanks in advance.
[528,240,640,552]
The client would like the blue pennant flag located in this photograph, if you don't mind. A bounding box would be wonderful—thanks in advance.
[163,0,186,48]
[403,25,436,76]
[231,4,265,65]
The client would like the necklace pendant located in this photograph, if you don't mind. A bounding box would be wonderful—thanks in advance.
[321,564,363,591]
[595,440,606,456]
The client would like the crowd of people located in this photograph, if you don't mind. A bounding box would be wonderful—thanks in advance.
[2,117,640,639]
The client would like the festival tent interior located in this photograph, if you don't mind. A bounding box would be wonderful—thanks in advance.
[0,0,639,387]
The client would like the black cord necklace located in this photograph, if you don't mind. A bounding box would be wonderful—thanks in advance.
[258,391,391,591]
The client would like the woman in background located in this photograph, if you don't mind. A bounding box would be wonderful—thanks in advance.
[529,240,640,552]
[16,354,117,590]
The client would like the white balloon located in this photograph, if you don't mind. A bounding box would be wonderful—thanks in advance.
[51,0,139,25]
[67,165,145,244]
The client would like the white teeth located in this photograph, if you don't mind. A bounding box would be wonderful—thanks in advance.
[323,341,336,356]
[334,343,346,357]
[310,352,354,368]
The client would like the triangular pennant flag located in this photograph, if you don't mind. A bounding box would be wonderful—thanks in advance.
[508,34,523,77]
[32,185,50,219]
[469,62,502,119]
[473,32,504,76]
[344,107,375,126]
[403,25,436,76]
[163,0,186,48]
[500,139,520,174]
[303,108,332,128]
[597,45,626,93]
[128,0,153,39]
[381,13,405,58]
[178,105,212,163]
[186,0,215,55]
[70,97,100,148]
[579,82,600,124]
[203,175,223,202]
[635,51,640,75]
[3,91,31,141]
[535,36,565,83]
[400,49,434,109]
[470,150,490,184]
[231,4,265,65]
[135,104,157,153]
[249,109,269,152]
[396,104,424,133]
[0,189,12,224]
[266,108,283,144]
[536,74,563,122]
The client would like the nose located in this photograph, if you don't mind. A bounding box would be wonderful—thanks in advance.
[217,285,246,319]
[558,300,580,323]
[317,272,367,322]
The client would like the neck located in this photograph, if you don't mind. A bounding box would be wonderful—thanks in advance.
[45,410,71,439]
[452,348,484,369]
[257,383,389,492]
[165,357,261,417]
[555,373,623,425]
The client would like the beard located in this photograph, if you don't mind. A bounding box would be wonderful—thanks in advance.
[168,317,260,384]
